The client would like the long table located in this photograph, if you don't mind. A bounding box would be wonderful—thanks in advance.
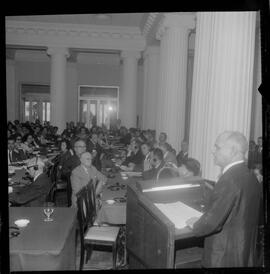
[9,207,77,271]
[96,172,138,225]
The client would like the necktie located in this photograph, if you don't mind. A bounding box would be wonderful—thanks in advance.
[9,151,12,162]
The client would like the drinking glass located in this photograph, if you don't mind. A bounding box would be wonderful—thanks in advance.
[43,202,55,222]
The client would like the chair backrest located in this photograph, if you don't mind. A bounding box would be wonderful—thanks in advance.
[156,163,180,181]
[86,180,97,224]
[76,186,92,234]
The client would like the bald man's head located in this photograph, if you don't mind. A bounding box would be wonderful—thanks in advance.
[80,152,92,168]
[213,131,248,168]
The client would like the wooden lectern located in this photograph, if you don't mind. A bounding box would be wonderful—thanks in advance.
[126,176,209,269]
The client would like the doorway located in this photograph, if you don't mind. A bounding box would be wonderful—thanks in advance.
[78,85,119,129]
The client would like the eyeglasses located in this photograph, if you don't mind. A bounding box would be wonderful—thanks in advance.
[74,146,86,148]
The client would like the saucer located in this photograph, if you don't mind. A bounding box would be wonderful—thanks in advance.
[15,219,30,228]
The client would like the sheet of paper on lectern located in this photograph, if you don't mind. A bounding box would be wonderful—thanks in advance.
[154,201,203,229]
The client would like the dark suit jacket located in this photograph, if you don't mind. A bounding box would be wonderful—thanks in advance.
[254,145,262,165]
[61,154,81,178]
[176,151,188,167]
[9,173,52,206]
[122,150,144,168]
[87,140,103,171]
[192,163,261,267]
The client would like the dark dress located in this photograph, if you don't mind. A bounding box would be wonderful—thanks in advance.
[192,163,261,267]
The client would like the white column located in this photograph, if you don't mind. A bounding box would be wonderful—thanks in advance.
[142,46,160,130]
[6,59,16,122]
[66,62,78,123]
[253,26,262,141]
[189,12,256,181]
[156,13,195,152]
[47,47,69,133]
[120,50,140,129]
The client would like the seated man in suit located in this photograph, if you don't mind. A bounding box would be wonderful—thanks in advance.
[121,139,144,171]
[159,142,178,166]
[176,140,189,167]
[142,148,165,180]
[141,142,152,171]
[254,136,262,166]
[87,133,104,171]
[9,157,52,206]
[8,137,27,163]
[61,139,87,178]
[70,152,107,208]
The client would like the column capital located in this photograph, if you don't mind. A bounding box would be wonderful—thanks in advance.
[47,46,70,58]
[120,50,141,60]
[156,13,195,40]
[143,46,160,59]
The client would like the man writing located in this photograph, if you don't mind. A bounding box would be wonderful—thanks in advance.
[186,131,261,267]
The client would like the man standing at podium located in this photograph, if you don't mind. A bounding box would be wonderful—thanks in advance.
[186,131,261,267]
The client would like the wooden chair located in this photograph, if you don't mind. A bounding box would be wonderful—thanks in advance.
[156,162,180,181]
[48,162,71,206]
[76,182,120,270]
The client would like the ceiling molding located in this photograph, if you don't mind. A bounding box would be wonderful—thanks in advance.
[6,20,146,51]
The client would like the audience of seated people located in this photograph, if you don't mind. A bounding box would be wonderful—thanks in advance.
[9,120,263,207]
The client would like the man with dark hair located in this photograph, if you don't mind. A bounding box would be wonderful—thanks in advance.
[176,140,189,167]
[186,131,261,267]
[142,148,165,180]
[178,158,201,178]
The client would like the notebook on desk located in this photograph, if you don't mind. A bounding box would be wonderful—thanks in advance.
[154,201,203,229]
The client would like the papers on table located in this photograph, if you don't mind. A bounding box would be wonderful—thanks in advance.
[154,201,203,229]
[142,184,200,193]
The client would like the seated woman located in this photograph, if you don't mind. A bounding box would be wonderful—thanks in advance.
[178,158,201,178]
[21,134,39,156]
[159,142,178,166]
[53,139,73,177]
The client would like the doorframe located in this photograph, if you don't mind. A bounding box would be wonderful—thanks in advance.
[77,85,119,126]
